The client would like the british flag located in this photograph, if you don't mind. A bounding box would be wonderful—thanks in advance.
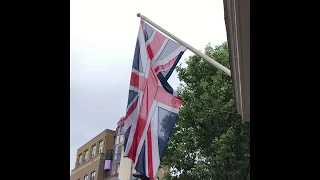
[123,20,186,179]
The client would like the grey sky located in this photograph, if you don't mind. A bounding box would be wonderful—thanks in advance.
[70,0,227,173]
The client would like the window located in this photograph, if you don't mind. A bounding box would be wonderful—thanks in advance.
[91,145,96,158]
[98,140,104,154]
[90,171,95,180]
[78,154,82,165]
[116,164,120,173]
[112,144,122,175]
[115,136,119,145]
[114,145,118,154]
[118,145,122,154]
[117,125,124,135]
[84,150,88,162]
[117,153,121,163]
[120,134,124,143]
[113,154,117,163]
[117,127,121,135]
[106,150,113,160]
[111,164,116,174]
[84,175,88,180]
[120,125,124,134]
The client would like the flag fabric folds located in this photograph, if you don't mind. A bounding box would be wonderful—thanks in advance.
[123,20,186,179]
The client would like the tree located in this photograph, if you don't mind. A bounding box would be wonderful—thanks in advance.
[161,42,250,180]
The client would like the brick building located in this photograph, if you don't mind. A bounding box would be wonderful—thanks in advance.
[71,129,116,180]
[71,121,168,180]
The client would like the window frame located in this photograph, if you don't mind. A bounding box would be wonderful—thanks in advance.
[98,140,104,154]
[90,171,95,180]
[111,144,122,175]
[111,125,125,175]
[84,174,88,180]
[91,145,97,158]
[78,154,82,165]
[84,150,89,162]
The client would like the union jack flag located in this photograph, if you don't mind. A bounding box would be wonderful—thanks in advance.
[123,20,186,179]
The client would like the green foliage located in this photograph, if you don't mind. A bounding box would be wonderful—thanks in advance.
[161,42,250,180]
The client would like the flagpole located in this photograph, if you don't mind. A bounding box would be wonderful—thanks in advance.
[137,13,231,77]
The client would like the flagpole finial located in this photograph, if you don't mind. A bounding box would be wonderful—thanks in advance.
[137,13,141,17]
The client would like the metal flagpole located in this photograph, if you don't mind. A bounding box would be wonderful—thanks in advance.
[137,13,231,77]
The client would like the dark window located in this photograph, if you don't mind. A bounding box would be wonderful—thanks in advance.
[117,145,122,153]
[106,150,113,160]
[90,171,95,180]
[84,175,88,180]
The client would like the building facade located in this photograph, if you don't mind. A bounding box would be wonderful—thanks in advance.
[114,117,137,180]
[105,117,125,180]
[71,129,116,180]
[110,117,167,180]
[71,119,168,180]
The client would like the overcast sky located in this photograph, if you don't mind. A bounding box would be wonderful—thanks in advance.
[70,0,227,173]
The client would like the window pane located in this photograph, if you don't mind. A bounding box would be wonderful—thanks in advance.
[84,151,88,161]
[115,145,119,153]
[120,125,124,134]
[106,150,113,160]
[115,136,119,144]
[78,154,82,164]
[120,134,124,143]
[116,164,120,173]
[112,165,116,174]
[117,154,121,163]
[118,145,122,153]
[117,127,121,135]
[92,145,96,157]
[99,140,104,153]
